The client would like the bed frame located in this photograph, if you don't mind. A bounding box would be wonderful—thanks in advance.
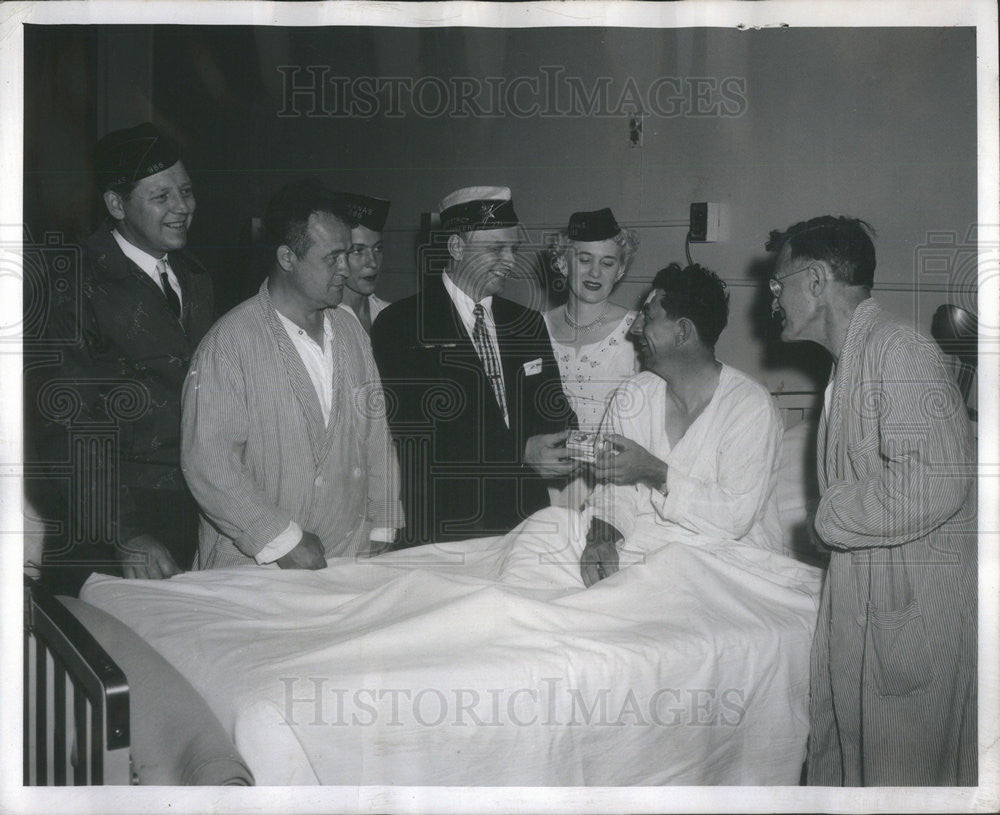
[23,575,132,786]
[22,390,821,787]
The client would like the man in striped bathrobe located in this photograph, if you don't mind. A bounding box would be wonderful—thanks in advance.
[181,179,403,569]
[768,216,976,785]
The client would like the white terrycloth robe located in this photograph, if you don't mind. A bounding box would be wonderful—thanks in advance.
[589,366,785,558]
[181,281,404,568]
[807,298,977,786]
[499,365,787,589]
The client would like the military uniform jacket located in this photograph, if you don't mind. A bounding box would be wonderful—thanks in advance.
[32,223,214,558]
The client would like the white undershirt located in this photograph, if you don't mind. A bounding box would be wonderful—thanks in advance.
[257,309,393,564]
[275,310,335,425]
[112,229,183,309]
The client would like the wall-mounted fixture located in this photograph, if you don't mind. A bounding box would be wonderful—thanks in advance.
[689,202,720,242]
[628,113,643,147]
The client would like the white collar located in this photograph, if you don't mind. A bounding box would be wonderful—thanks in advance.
[112,229,166,278]
[442,271,493,315]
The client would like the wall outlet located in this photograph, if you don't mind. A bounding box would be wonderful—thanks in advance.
[689,202,720,242]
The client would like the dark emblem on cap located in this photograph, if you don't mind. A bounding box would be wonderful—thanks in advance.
[440,198,520,232]
[480,202,501,223]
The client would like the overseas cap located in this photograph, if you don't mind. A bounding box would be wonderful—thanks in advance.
[332,192,391,232]
[567,208,621,242]
[95,122,182,192]
[438,185,519,232]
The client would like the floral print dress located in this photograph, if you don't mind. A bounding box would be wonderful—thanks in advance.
[546,311,639,431]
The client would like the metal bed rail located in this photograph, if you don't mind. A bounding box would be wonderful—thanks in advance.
[23,575,132,785]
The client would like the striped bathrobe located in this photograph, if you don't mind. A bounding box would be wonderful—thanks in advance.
[181,281,403,568]
[807,298,977,786]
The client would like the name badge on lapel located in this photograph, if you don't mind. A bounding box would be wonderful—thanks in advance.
[523,358,543,376]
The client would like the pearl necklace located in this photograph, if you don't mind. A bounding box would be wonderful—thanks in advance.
[564,304,610,332]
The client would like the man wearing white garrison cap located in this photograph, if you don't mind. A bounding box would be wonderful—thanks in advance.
[372,186,575,546]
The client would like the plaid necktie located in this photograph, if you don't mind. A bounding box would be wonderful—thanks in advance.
[473,303,508,424]
[156,258,181,320]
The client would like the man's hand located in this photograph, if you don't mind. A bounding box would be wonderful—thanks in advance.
[120,534,183,580]
[580,518,623,587]
[592,433,668,488]
[276,531,326,570]
[524,429,576,477]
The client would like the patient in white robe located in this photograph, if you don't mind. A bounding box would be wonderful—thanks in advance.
[500,262,784,589]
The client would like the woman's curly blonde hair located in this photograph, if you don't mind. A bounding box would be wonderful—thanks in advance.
[548,226,640,277]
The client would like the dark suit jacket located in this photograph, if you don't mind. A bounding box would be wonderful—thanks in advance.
[371,276,573,546]
[26,222,214,592]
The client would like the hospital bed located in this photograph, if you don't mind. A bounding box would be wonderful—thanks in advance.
[22,406,822,787]
[23,574,254,786]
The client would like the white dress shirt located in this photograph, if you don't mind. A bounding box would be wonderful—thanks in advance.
[442,272,508,426]
[112,229,183,310]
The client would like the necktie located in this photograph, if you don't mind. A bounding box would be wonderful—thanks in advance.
[156,258,181,320]
[473,303,508,424]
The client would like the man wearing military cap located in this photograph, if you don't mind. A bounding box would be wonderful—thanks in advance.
[331,191,392,334]
[371,186,575,546]
[33,122,214,592]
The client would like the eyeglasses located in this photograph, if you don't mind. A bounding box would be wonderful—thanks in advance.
[768,266,809,298]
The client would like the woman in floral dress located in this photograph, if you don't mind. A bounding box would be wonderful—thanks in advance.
[545,208,640,507]
[545,207,640,431]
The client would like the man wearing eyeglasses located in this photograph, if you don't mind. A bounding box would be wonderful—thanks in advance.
[332,192,392,334]
[767,216,976,786]
[371,186,574,547]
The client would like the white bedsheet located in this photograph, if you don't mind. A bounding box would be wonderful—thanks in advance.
[81,506,822,786]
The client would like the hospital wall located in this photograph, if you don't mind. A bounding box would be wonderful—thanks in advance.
[24,25,978,396]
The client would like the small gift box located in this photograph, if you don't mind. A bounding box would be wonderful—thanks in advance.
[566,429,608,463]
